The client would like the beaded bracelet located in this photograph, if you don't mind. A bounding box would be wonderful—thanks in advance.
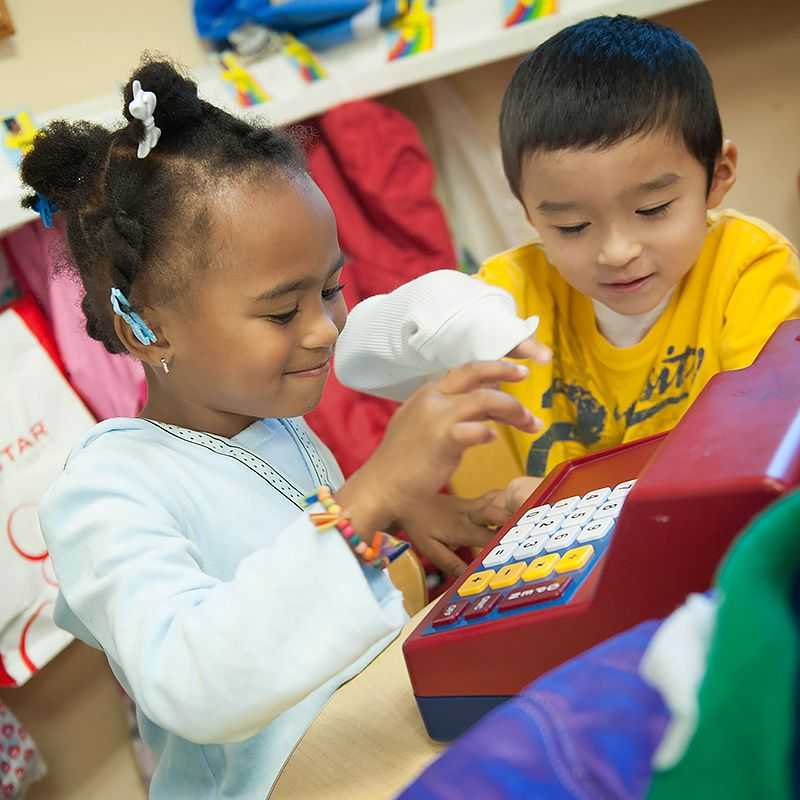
[304,485,409,569]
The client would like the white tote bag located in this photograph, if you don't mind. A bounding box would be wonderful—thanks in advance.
[0,299,95,685]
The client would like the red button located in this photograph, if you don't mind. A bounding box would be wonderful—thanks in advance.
[464,592,502,620]
[498,576,572,611]
[431,599,469,626]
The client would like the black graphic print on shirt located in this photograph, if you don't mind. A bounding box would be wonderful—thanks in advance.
[526,344,705,476]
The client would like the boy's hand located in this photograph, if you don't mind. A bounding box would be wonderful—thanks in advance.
[506,334,552,364]
[397,492,511,577]
[497,476,544,515]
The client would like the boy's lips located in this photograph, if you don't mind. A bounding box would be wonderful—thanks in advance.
[600,273,654,293]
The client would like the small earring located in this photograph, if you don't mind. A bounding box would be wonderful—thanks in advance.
[160,357,170,374]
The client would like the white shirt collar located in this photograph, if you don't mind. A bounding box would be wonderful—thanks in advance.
[592,288,675,348]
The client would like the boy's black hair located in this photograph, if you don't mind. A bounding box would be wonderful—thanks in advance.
[20,56,305,354]
[500,15,723,200]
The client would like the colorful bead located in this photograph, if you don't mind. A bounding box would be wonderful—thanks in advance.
[308,485,394,570]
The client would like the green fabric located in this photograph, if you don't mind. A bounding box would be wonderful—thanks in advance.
[647,489,800,800]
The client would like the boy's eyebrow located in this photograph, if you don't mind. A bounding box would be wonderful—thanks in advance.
[638,173,681,192]
[536,199,580,213]
[254,253,345,302]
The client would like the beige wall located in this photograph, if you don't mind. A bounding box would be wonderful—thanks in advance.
[0,0,207,111]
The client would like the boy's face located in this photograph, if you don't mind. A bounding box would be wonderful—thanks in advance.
[519,131,736,315]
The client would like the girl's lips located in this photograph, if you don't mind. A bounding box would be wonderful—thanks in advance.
[284,360,330,378]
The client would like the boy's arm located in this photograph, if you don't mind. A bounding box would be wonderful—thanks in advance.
[335,270,539,400]
[721,242,800,370]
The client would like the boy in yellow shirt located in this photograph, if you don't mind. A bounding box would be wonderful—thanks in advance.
[335,15,800,513]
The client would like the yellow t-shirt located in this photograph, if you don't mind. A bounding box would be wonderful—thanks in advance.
[477,210,800,477]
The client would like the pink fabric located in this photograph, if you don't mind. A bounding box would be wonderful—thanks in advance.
[3,221,145,419]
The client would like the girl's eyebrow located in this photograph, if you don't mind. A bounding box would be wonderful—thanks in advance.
[253,253,345,302]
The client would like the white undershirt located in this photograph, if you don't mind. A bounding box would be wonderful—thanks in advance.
[592,289,675,348]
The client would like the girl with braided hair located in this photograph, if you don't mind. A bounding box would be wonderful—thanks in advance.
[23,58,540,798]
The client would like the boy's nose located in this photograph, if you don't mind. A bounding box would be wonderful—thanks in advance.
[597,229,643,269]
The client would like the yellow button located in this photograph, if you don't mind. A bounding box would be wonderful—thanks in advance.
[489,562,527,589]
[522,554,560,582]
[556,545,595,573]
[457,569,496,597]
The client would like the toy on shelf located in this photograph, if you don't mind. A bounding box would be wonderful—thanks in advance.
[283,34,327,83]
[219,52,271,107]
[503,0,558,28]
[2,111,37,167]
[388,0,435,61]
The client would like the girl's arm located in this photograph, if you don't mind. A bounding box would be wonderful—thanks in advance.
[41,457,402,745]
[41,361,537,743]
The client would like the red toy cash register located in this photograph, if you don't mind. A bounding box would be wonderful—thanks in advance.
[403,319,800,741]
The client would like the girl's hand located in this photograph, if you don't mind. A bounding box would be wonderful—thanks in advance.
[338,361,540,534]
[397,492,511,577]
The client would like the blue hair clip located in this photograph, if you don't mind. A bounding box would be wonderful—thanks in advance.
[32,193,57,229]
[109,287,157,346]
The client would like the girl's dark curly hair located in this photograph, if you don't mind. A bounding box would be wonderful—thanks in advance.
[21,55,305,353]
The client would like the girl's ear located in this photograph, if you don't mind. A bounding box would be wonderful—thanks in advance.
[706,140,737,210]
[112,307,172,369]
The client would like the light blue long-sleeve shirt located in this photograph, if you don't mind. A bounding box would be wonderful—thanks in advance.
[39,416,407,799]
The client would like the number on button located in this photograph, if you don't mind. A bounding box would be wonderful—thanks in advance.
[512,534,549,561]
[577,517,614,543]
[578,487,611,508]
[517,505,551,526]
[549,495,581,515]
[592,498,625,520]
[545,526,579,552]
[483,543,515,568]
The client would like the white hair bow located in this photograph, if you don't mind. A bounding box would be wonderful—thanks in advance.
[128,80,161,159]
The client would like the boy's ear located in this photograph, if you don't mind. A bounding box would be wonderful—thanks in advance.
[706,140,737,209]
[112,308,171,370]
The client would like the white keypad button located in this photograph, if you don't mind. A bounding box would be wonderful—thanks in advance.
[512,534,549,560]
[578,487,611,508]
[482,543,515,568]
[577,517,615,543]
[609,479,637,500]
[549,495,581,515]
[518,505,551,526]
[561,507,595,528]
[592,498,626,520]
[533,515,564,536]
[545,526,579,552]
[500,522,537,545]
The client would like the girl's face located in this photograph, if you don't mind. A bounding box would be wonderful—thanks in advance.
[149,172,346,435]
